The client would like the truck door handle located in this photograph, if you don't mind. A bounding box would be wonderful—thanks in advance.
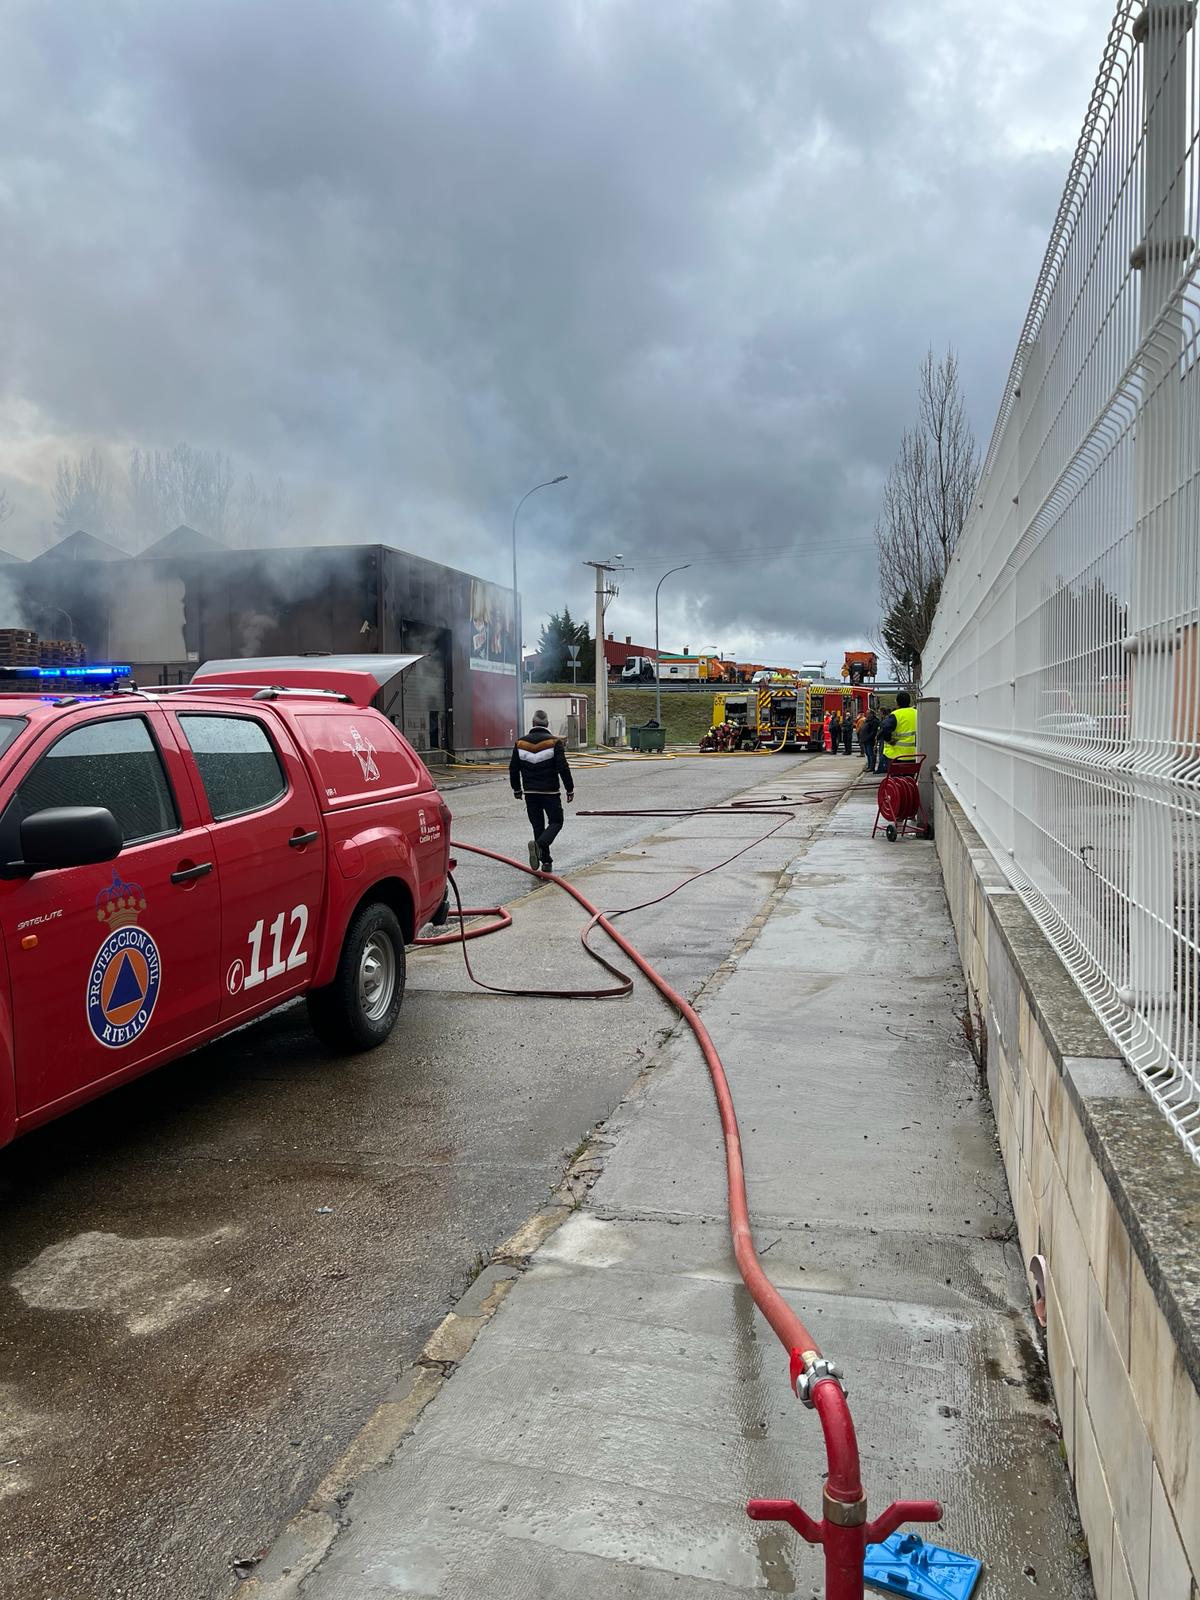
[289,830,320,848]
[171,862,213,884]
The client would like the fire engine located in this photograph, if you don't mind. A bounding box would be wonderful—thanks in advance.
[710,679,873,751]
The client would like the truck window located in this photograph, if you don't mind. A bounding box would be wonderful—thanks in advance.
[0,717,26,760]
[178,714,286,820]
[5,715,178,848]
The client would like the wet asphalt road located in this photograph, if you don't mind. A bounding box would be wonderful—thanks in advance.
[0,750,839,1600]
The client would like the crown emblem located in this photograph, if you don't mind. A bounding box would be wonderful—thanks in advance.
[95,869,147,929]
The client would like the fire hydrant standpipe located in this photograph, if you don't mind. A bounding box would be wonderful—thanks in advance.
[415,794,943,1599]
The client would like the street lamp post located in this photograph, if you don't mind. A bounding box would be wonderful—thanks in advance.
[654,564,691,725]
[511,476,568,737]
[43,603,75,641]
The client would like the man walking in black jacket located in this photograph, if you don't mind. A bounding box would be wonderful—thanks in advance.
[510,708,575,872]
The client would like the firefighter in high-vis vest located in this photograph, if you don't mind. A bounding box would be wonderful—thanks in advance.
[879,690,917,771]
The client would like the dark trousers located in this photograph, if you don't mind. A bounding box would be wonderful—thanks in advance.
[842,726,853,754]
[525,793,564,859]
[862,735,876,771]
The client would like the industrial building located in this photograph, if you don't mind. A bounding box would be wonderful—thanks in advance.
[6,531,519,756]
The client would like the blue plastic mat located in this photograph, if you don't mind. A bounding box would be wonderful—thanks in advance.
[864,1532,982,1599]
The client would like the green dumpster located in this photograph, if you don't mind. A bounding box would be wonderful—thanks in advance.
[629,726,642,751]
[639,722,666,753]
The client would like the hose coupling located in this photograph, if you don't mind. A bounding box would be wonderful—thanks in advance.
[792,1349,848,1408]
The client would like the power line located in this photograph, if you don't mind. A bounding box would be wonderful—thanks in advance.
[620,538,876,569]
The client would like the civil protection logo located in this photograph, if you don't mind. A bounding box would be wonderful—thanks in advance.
[86,870,162,1049]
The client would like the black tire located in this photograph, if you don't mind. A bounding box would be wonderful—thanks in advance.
[886,824,897,843]
[307,901,406,1053]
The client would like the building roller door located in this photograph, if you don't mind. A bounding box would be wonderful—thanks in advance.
[385,624,449,753]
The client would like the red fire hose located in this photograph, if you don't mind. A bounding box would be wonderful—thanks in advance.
[414,796,942,1597]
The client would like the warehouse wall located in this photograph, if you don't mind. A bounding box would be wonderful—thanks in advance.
[10,543,518,755]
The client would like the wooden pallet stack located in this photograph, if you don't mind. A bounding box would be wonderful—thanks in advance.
[0,629,39,667]
[38,639,88,667]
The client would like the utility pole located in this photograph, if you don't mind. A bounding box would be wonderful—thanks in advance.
[584,557,623,746]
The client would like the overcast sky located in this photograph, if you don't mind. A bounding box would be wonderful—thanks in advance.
[0,0,1111,667]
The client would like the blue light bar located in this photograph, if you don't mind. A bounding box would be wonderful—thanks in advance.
[31,665,132,678]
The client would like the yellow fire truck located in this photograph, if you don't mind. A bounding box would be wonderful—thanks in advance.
[712,681,866,750]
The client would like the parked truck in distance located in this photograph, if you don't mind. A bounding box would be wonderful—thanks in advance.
[654,653,741,683]
[842,650,878,685]
[618,653,799,687]
[620,655,657,682]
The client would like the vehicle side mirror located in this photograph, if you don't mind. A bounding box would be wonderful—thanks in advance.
[9,807,123,876]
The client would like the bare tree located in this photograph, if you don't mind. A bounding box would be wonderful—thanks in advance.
[51,442,296,550]
[875,349,979,688]
[231,473,294,545]
[53,447,117,538]
[127,444,237,544]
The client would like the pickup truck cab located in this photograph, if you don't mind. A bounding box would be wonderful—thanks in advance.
[0,656,451,1149]
[619,656,657,683]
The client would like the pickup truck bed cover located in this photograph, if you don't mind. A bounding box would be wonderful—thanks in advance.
[194,655,425,708]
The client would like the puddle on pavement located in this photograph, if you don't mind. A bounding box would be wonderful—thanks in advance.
[0,1383,52,1501]
[11,1226,240,1335]
[754,1526,796,1593]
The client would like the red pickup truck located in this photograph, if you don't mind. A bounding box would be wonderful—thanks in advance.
[0,657,451,1148]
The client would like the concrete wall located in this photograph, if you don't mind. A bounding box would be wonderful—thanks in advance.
[935,774,1199,1600]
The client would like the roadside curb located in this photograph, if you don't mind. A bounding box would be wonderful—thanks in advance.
[236,1134,609,1598]
[237,765,856,1598]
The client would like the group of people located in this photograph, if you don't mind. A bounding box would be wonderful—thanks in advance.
[507,697,919,876]
[822,691,916,774]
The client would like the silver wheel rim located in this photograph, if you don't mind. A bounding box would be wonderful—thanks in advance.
[358,934,397,1022]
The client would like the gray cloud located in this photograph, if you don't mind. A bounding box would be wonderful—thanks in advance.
[0,0,1109,663]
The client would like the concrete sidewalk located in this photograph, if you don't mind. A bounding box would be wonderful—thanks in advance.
[253,758,1092,1598]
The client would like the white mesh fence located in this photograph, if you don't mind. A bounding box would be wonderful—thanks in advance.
[923,0,1200,1161]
